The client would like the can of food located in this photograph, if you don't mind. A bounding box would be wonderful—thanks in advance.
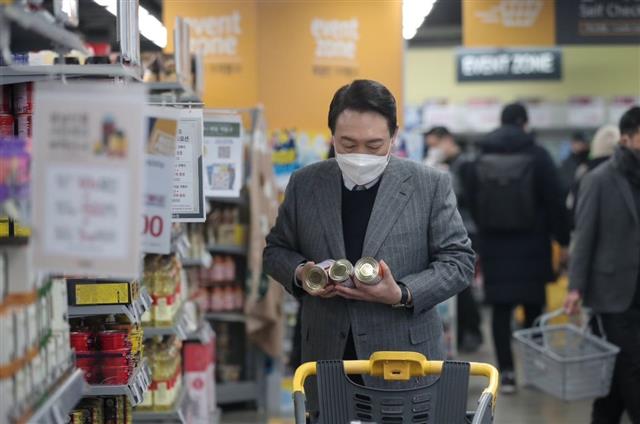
[328,259,354,286]
[16,113,31,138]
[302,260,334,294]
[0,86,11,114]
[98,330,130,350]
[13,82,33,114]
[0,113,14,137]
[70,331,94,352]
[354,257,382,285]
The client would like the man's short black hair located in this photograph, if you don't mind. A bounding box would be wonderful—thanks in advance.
[571,131,587,143]
[328,79,397,136]
[501,102,529,127]
[424,126,452,139]
[619,106,640,137]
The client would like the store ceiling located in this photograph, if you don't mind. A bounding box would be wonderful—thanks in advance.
[10,0,461,55]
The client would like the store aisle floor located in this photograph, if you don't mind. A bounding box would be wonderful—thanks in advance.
[220,307,631,424]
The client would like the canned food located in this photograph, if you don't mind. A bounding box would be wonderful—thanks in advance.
[354,257,382,285]
[303,260,334,293]
[0,113,14,137]
[13,83,33,114]
[0,86,11,114]
[328,259,354,286]
[70,331,94,352]
[98,330,130,350]
[16,114,31,138]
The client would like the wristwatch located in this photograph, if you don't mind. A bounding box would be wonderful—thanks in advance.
[392,283,411,309]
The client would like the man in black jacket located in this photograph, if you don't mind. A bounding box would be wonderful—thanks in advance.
[464,103,570,394]
[565,106,640,424]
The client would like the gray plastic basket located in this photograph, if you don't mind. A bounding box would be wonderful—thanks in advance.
[513,309,620,401]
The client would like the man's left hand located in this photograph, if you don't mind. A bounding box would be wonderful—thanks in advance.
[334,260,402,305]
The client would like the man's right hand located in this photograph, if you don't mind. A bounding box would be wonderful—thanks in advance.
[296,261,337,298]
[564,289,582,315]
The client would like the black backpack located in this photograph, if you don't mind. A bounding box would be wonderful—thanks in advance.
[474,153,536,231]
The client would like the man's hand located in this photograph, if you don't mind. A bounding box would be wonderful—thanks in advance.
[296,261,337,298]
[334,260,402,305]
[564,289,582,315]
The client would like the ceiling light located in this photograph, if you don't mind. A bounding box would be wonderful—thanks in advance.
[403,0,437,40]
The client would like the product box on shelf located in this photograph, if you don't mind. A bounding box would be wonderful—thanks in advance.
[183,334,216,420]
[4,245,35,295]
[66,278,139,306]
[50,278,69,331]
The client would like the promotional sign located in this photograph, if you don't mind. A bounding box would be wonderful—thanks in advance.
[457,48,562,82]
[422,99,464,132]
[32,82,145,279]
[520,98,556,129]
[465,98,502,132]
[203,112,244,198]
[567,97,607,127]
[463,0,555,47]
[173,108,206,222]
[556,0,640,45]
[143,107,179,254]
[164,2,259,108]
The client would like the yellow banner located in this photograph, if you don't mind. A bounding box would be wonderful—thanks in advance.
[257,2,403,134]
[463,0,556,47]
[164,1,259,108]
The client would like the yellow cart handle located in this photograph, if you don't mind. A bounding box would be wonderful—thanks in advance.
[292,351,499,401]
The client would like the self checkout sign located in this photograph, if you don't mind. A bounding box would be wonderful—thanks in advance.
[456,48,562,82]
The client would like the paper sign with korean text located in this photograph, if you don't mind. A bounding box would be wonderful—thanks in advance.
[143,107,179,254]
[32,82,145,279]
[203,112,244,198]
[173,108,206,222]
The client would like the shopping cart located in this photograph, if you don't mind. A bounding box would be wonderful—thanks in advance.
[513,309,620,401]
[292,351,499,424]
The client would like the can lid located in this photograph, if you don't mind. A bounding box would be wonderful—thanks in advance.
[359,263,376,278]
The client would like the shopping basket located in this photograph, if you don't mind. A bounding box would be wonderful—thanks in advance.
[513,309,620,401]
[292,351,499,424]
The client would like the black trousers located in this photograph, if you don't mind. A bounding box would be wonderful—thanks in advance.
[590,308,640,424]
[457,286,482,343]
[491,303,542,371]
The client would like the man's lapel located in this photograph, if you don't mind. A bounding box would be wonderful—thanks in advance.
[314,160,347,259]
[362,157,415,258]
[612,169,639,224]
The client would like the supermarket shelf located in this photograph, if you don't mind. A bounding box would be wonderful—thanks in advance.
[181,257,208,267]
[133,386,189,423]
[143,304,190,340]
[186,321,214,344]
[0,64,142,85]
[68,288,151,324]
[205,312,246,323]
[1,4,87,55]
[86,361,151,406]
[0,236,29,246]
[206,244,247,256]
[25,368,86,424]
[216,381,259,405]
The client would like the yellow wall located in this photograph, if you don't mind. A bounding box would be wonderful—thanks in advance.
[405,45,640,105]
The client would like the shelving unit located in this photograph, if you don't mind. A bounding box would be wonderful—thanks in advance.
[23,368,86,424]
[186,321,214,344]
[68,287,152,324]
[216,381,261,404]
[0,64,143,85]
[143,303,191,340]
[85,360,151,406]
[205,312,246,323]
[206,244,248,256]
[133,386,190,423]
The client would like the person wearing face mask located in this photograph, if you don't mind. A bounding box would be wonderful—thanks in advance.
[263,80,475,417]
[565,106,640,424]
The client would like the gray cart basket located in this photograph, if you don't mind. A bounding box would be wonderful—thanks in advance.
[513,309,620,401]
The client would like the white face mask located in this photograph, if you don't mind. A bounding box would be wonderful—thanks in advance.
[335,142,392,186]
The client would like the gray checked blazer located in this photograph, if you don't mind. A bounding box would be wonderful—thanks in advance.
[263,156,475,377]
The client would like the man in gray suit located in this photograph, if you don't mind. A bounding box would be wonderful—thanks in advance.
[565,106,640,424]
[263,80,475,397]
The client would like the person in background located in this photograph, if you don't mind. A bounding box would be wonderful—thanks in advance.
[559,131,590,199]
[424,126,483,353]
[565,106,640,424]
[566,124,621,220]
[463,103,570,394]
[264,80,475,418]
